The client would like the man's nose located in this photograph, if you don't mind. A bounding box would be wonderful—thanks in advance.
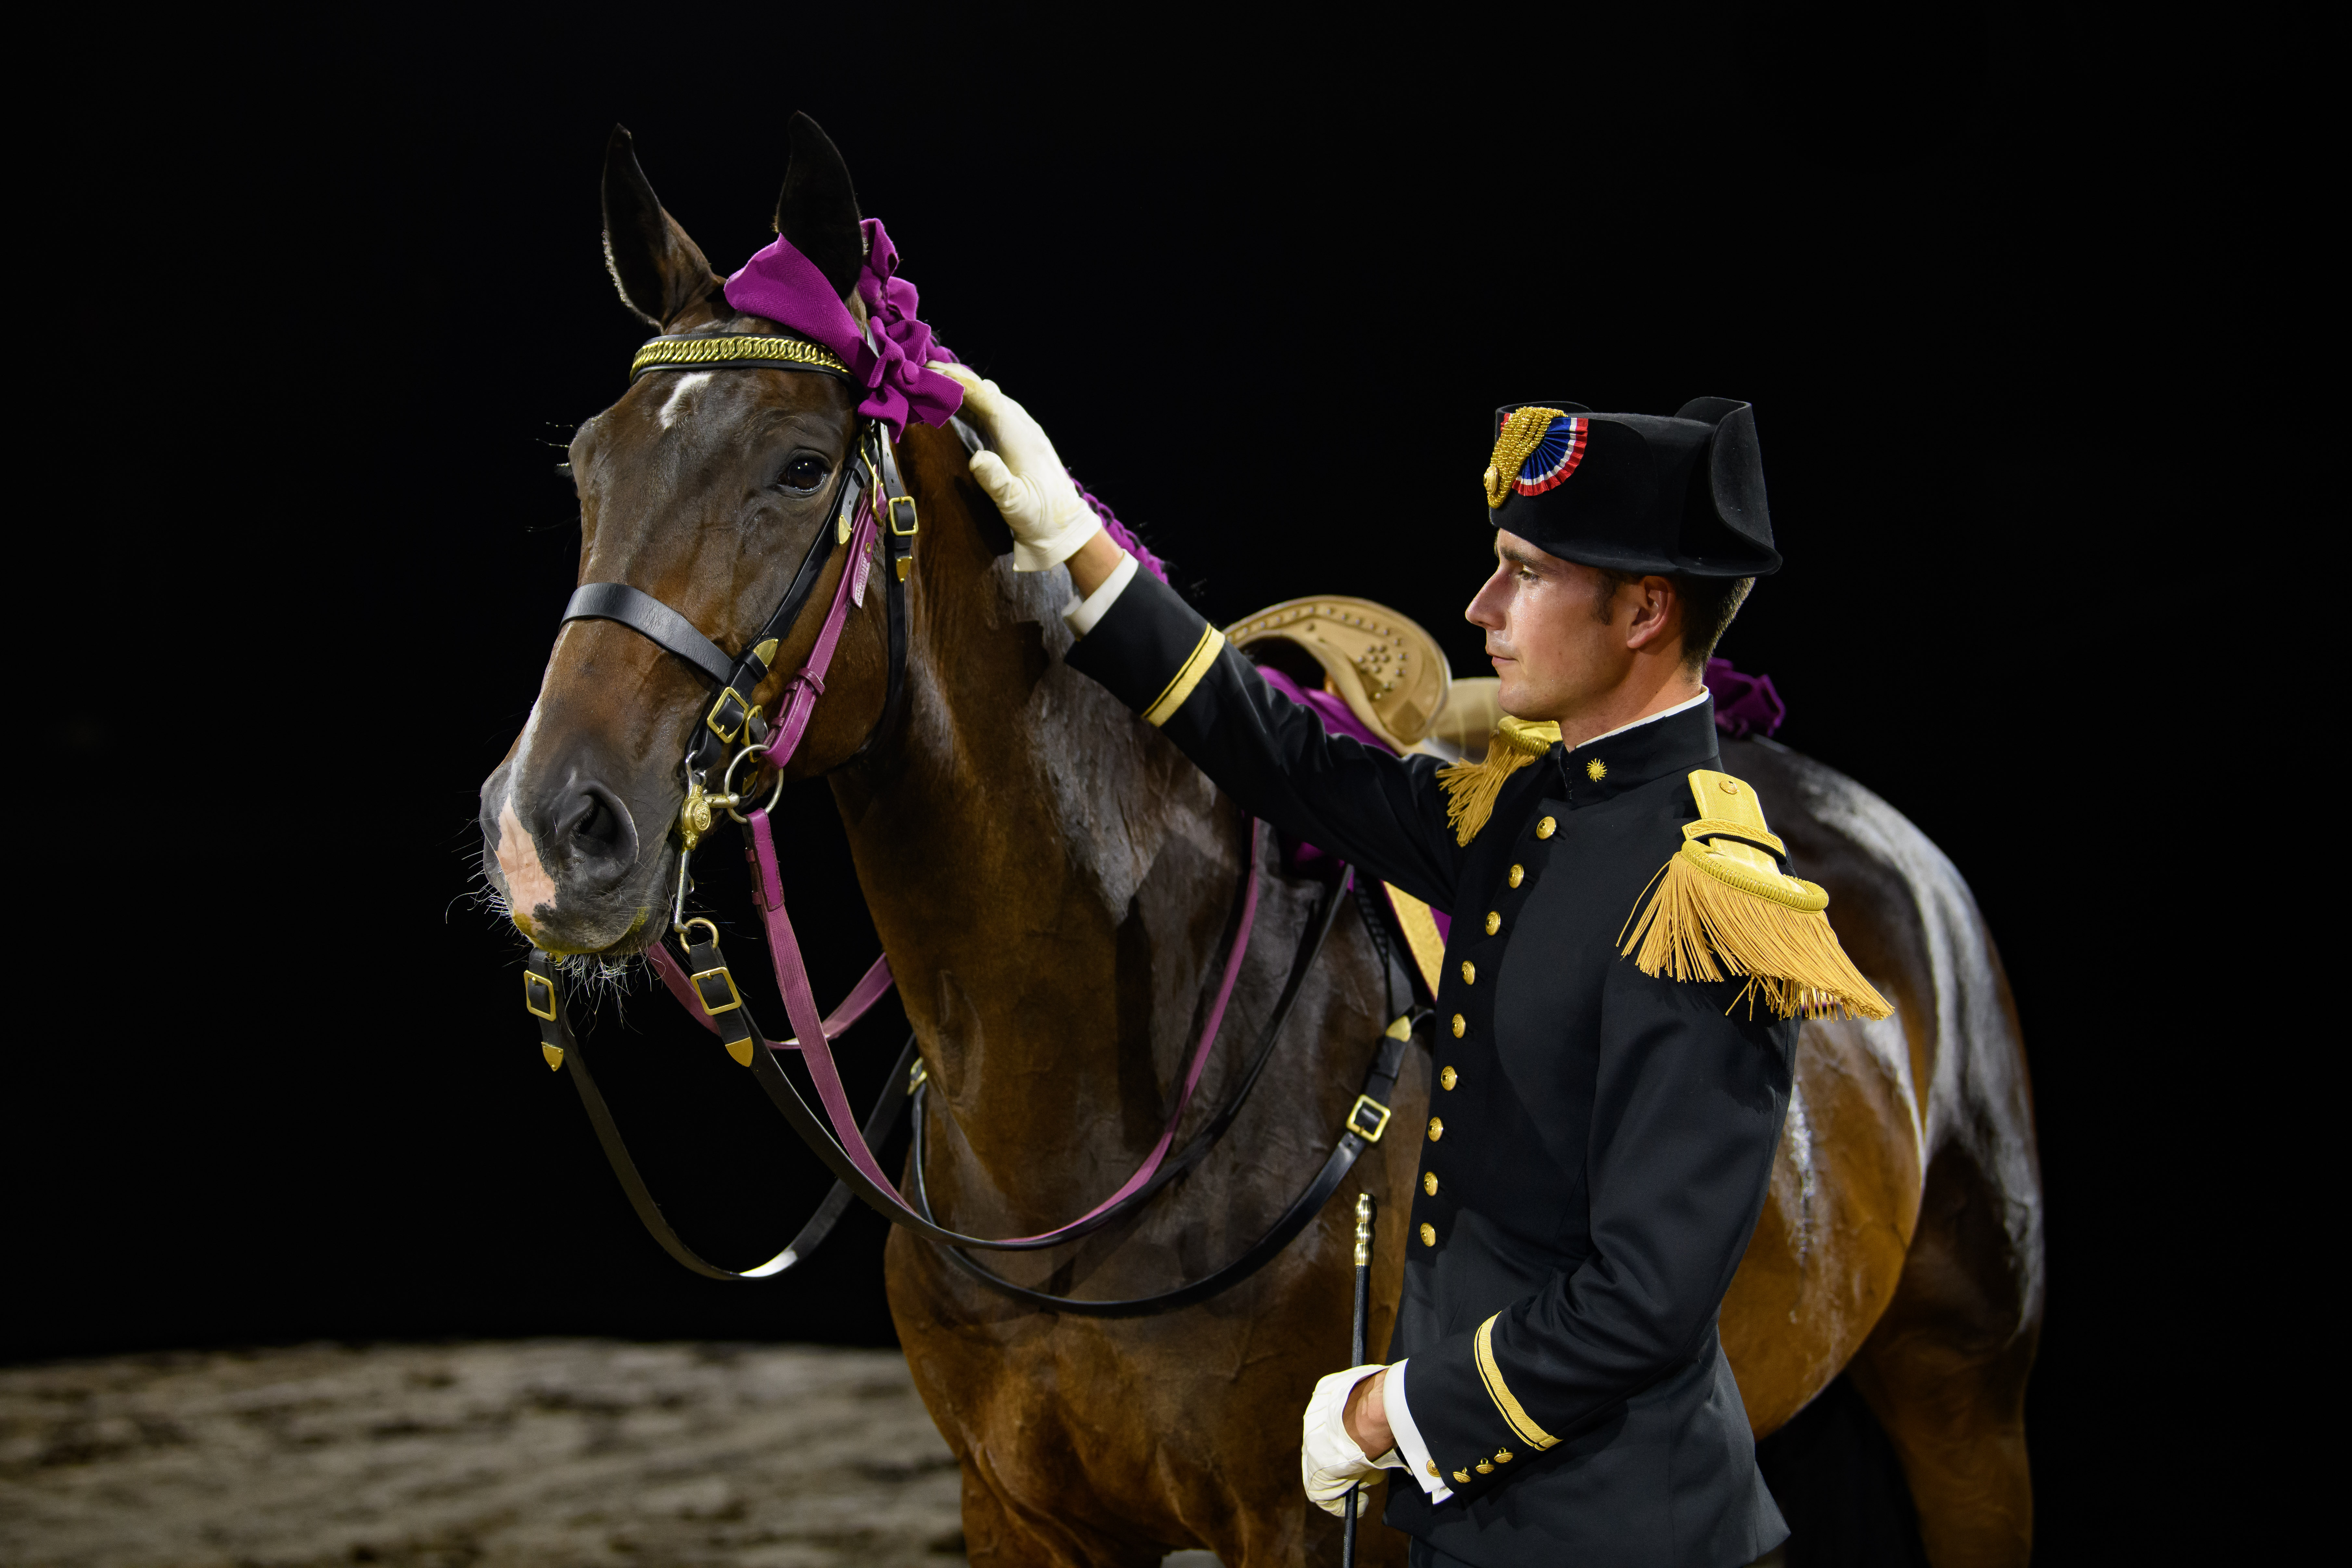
[1465,578,1505,630]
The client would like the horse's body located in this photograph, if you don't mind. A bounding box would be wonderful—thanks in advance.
[478,123,2041,1567]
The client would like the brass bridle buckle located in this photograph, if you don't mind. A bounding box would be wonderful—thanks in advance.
[705,685,760,743]
[523,971,558,1021]
[689,963,745,1015]
[1346,1094,1392,1143]
[679,917,758,1065]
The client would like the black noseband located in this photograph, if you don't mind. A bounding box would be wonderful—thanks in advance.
[560,582,736,686]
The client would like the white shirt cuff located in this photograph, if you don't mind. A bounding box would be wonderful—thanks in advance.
[1383,1359,1453,1503]
[1060,548,1138,636]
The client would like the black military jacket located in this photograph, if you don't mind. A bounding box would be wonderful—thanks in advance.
[1067,572,1794,1568]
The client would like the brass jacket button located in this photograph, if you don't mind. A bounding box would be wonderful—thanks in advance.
[1536,816,1556,839]
[1476,1460,1494,1473]
[1484,911,1501,935]
[1460,960,1476,985]
[1427,1117,1444,1141]
[1426,1461,1440,1476]
[1508,864,1524,887]
[1419,1222,1437,1247]
[1453,1468,1471,1483]
[1439,1065,1458,1090]
[1451,1013,1466,1038]
[1494,1447,1514,1464]
[1423,1172,1438,1195]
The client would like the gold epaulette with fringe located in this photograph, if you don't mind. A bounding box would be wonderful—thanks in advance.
[1619,770,1893,1021]
[1436,716,1559,845]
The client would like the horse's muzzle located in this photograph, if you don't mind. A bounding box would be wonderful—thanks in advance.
[480,752,667,954]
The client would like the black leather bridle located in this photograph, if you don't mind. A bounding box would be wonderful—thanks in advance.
[561,352,917,796]
[518,331,1420,1316]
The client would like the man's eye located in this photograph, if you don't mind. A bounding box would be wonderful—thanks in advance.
[775,455,829,494]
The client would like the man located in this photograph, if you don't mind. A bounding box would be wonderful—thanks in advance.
[941,365,1885,1567]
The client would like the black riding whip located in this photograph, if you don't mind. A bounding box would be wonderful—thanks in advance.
[1343,1189,1375,1567]
[1343,884,1401,1568]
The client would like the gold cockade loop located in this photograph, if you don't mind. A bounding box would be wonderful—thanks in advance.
[1483,405,1567,508]
[629,334,852,380]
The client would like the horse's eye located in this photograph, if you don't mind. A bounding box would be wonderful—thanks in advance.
[776,455,829,495]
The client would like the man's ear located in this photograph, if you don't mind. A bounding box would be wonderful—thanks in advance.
[1624,575,1682,653]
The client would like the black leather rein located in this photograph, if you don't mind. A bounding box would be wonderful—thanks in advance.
[528,855,1410,1305]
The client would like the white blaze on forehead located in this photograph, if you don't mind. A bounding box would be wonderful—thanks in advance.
[658,371,712,429]
[496,798,559,918]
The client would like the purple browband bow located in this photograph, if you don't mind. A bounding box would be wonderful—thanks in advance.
[724,218,964,437]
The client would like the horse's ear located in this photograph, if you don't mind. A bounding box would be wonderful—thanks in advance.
[773,112,864,299]
[600,125,723,327]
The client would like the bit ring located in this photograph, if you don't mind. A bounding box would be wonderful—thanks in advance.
[721,742,784,822]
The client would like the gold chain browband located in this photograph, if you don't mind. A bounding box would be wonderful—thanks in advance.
[630,334,852,380]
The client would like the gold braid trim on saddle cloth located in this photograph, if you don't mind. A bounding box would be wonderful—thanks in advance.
[1436,716,1559,845]
[1619,770,1894,1020]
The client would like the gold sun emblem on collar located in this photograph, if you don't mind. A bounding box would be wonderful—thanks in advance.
[1586,758,1607,782]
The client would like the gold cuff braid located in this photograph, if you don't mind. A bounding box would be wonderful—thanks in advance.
[1141,625,1226,727]
[1473,1315,1560,1451]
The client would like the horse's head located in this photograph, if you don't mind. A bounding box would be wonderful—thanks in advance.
[479,119,897,956]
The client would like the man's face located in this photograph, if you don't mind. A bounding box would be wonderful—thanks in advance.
[1465,531,1651,721]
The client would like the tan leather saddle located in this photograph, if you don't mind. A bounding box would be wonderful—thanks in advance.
[1224,594,1504,995]
[1224,594,1500,762]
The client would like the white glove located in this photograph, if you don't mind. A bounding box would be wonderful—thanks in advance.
[1300,1364,1392,1518]
[930,361,1102,572]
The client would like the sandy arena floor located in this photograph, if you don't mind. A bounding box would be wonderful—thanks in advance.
[0,1341,980,1568]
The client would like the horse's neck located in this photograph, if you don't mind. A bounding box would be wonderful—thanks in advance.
[830,453,1234,1207]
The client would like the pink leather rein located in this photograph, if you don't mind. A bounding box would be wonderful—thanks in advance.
[647,475,1264,1247]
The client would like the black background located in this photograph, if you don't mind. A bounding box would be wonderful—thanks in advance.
[8,5,2259,1558]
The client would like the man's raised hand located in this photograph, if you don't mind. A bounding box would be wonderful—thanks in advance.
[931,363,1102,572]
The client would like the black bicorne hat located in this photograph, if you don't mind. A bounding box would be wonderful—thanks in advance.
[1483,398,1780,577]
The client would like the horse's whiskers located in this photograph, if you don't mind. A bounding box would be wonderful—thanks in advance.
[555,950,647,1022]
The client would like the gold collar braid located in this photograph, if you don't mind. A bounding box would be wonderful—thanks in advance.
[630,334,852,381]
[1484,406,1566,508]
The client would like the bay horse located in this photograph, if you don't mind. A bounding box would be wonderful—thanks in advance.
[476,118,2043,1567]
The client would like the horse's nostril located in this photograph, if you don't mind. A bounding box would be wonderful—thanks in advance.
[555,782,639,869]
[577,795,619,847]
